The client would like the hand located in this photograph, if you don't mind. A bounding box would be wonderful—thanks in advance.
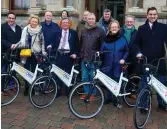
[70,54,76,59]
[11,44,17,50]
[119,59,125,64]
[95,51,100,57]
[47,45,52,50]
[136,53,143,59]
[42,52,47,56]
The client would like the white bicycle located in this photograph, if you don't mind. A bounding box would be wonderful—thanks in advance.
[1,51,56,108]
[29,49,80,108]
[133,56,167,129]
[68,51,141,119]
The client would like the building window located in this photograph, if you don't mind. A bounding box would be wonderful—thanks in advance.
[36,0,44,7]
[10,0,30,10]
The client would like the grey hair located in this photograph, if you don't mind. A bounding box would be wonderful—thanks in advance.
[125,15,135,21]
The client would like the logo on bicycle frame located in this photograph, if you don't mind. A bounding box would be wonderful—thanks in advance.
[114,86,117,90]
[165,92,167,97]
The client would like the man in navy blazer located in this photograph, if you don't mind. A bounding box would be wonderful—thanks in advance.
[1,12,22,95]
[50,17,79,96]
[134,7,167,111]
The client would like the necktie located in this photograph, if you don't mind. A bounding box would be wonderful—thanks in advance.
[61,31,67,49]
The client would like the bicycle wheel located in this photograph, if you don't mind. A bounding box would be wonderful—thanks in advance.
[69,82,104,119]
[123,74,141,107]
[134,88,151,129]
[29,76,57,108]
[1,73,20,106]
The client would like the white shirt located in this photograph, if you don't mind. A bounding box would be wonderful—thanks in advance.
[9,24,16,32]
[58,29,70,50]
[149,22,153,29]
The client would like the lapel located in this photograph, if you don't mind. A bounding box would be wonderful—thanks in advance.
[6,23,15,33]
[68,30,71,41]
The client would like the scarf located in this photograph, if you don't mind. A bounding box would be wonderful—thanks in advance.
[123,25,135,43]
[85,22,97,29]
[81,19,86,24]
[104,31,121,43]
[27,24,42,36]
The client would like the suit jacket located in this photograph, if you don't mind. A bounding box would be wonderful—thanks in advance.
[1,22,22,53]
[50,29,79,55]
[133,20,167,75]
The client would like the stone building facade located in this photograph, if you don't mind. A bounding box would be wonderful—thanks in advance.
[1,0,167,29]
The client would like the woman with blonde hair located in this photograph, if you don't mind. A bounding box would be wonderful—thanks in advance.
[100,20,129,105]
[13,14,46,96]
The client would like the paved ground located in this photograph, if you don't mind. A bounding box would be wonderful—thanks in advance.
[1,89,167,129]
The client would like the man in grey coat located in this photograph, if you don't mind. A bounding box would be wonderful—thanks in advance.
[97,9,114,34]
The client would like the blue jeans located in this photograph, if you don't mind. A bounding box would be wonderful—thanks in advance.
[81,61,96,94]
[140,74,166,107]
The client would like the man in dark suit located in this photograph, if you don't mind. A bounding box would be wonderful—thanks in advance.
[134,7,167,111]
[1,12,22,95]
[50,17,79,96]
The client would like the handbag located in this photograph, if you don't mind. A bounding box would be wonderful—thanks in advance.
[20,34,37,57]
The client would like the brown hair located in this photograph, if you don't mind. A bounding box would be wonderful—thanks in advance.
[147,7,158,14]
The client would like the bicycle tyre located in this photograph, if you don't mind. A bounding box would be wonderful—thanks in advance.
[133,88,151,129]
[68,82,104,119]
[29,75,57,108]
[123,74,141,107]
[1,73,20,106]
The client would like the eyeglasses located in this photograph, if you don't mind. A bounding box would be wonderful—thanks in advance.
[126,21,133,23]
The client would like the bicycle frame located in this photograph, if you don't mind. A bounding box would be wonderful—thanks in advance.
[148,75,167,104]
[94,69,129,97]
[50,64,79,87]
[10,62,43,84]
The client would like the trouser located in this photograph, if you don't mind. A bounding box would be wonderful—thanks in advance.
[81,61,96,94]
[24,55,37,91]
[55,52,73,96]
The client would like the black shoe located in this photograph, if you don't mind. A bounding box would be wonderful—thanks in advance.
[140,108,148,114]
[104,99,112,105]
[158,105,167,111]
[24,90,28,96]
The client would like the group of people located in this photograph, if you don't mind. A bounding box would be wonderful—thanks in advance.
[1,7,167,111]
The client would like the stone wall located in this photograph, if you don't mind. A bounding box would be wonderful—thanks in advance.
[1,13,79,30]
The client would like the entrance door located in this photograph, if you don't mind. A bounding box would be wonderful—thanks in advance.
[105,0,125,26]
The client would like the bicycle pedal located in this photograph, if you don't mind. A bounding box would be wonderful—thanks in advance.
[35,92,39,95]
[117,104,122,109]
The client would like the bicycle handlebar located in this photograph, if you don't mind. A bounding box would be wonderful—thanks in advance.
[138,55,167,74]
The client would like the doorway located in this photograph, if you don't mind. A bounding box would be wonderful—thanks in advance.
[97,0,125,26]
